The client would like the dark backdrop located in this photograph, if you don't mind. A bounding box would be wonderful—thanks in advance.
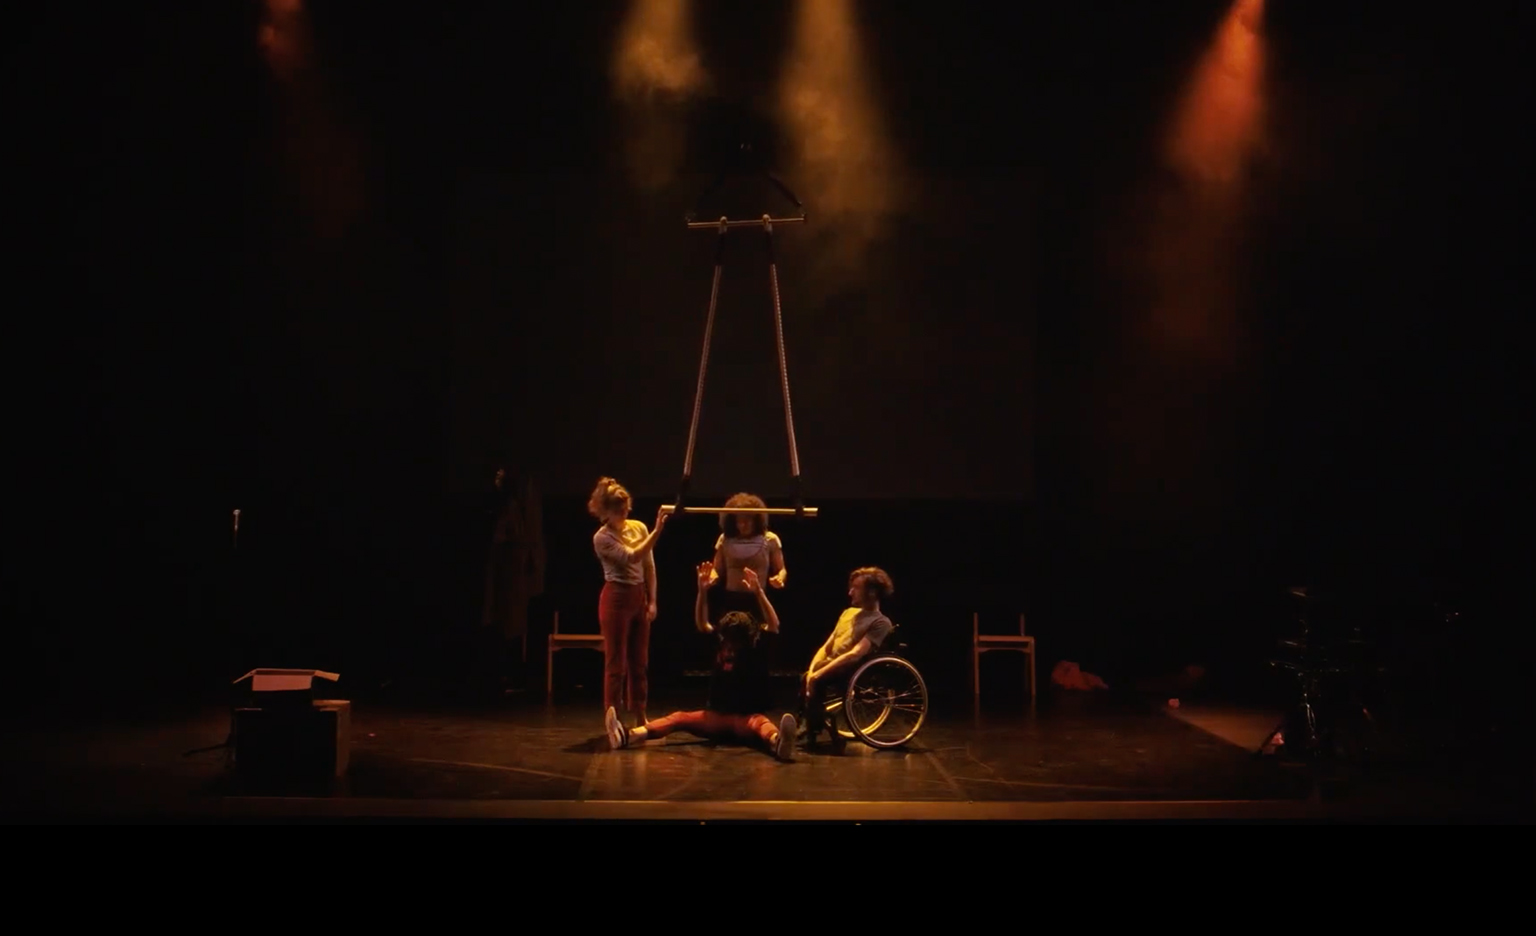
[10,1,1526,713]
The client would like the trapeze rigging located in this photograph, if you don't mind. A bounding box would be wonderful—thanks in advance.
[666,164,818,522]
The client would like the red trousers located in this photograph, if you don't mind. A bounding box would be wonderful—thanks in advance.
[645,710,777,746]
[599,581,649,713]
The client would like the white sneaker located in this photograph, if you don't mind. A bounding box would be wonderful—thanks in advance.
[605,706,627,750]
[775,713,797,761]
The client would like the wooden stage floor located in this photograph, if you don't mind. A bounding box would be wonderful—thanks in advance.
[1,692,1525,823]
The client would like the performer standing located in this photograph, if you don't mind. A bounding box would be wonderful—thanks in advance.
[589,477,667,728]
[707,492,787,618]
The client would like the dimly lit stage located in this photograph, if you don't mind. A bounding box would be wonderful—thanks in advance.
[4,689,1521,823]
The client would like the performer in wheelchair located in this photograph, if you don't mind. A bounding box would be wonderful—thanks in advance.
[799,567,895,751]
[607,564,798,761]
[705,492,787,619]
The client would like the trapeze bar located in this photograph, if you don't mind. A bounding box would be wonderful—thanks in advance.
[686,216,808,230]
[661,504,818,517]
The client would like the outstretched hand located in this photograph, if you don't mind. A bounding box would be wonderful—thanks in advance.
[696,561,714,590]
[654,508,669,533]
[741,567,761,593]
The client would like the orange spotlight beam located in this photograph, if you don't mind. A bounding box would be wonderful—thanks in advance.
[612,0,705,100]
[1166,0,1266,186]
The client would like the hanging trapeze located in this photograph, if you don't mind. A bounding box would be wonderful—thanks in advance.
[669,175,816,520]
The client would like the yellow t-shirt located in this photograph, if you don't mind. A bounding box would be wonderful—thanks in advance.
[827,607,893,657]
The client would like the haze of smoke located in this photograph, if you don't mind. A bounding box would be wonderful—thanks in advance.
[613,0,709,190]
[1165,0,1266,191]
[778,0,904,281]
[258,0,309,84]
[1143,0,1267,366]
[258,0,364,240]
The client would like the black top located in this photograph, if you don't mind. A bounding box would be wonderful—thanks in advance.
[707,626,772,716]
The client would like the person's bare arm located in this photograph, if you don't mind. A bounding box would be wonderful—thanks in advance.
[812,615,891,682]
[768,535,786,588]
[693,562,715,633]
[807,638,832,676]
[810,637,872,681]
[644,550,658,620]
[803,637,837,704]
[742,568,780,633]
[593,511,669,564]
[710,539,724,587]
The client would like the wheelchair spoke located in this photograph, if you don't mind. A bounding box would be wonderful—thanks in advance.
[842,656,929,748]
[855,686,922,704]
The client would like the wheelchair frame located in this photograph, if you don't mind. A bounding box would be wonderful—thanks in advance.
[823,630,930,749]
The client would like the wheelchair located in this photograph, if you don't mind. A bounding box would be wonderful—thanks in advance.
[821,625,930,749]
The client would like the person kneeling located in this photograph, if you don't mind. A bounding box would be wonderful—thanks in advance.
[800,567,895,751]
[607,565,796,761]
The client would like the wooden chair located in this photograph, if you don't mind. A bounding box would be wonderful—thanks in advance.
[972,612,1036,702]
[546,611,604,700]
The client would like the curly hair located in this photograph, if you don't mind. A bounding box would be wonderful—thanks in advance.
[586,476,631,520]
[717,610,761,649]
[849,566,894,602]
[719,492,768,538]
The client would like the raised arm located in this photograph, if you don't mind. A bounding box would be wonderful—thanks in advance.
[709,535,724,587]
[592,509,669,564]
[741,568,780,633]
[693,562,715,634]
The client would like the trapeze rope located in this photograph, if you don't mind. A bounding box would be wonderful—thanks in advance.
[675,212,808,515]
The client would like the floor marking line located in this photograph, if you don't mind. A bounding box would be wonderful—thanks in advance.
[405,757,584,783]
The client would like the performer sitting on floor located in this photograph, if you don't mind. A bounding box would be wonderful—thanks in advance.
[607,565,797,761]
[799,567,895,751]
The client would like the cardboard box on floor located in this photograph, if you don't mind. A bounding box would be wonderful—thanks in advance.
[233,668,340,706]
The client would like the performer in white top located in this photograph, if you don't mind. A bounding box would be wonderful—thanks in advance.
[706,492,786,618]
[589,476,667,728]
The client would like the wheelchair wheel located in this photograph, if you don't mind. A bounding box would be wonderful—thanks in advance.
[825,696,887,741]
[824,697,857,740]
[843,655,928,748]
